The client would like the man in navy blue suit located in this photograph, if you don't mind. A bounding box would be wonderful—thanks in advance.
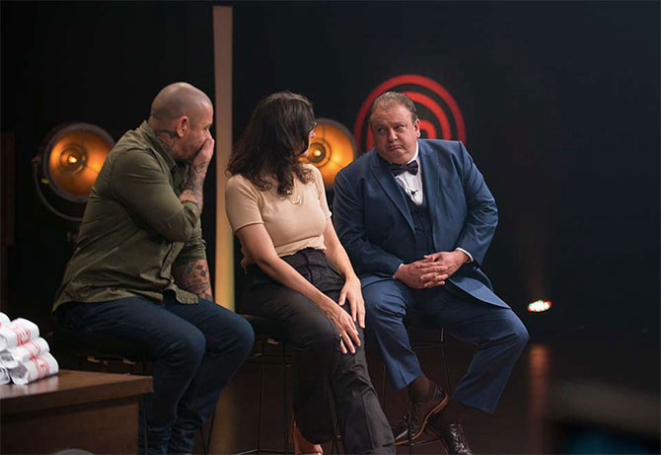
[333,92,528,454]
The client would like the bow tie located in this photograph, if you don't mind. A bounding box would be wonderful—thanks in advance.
[390,160,419,176]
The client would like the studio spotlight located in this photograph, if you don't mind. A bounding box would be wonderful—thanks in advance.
[528,300,552,313]
[300,118,357,189]
[33,123,114,221]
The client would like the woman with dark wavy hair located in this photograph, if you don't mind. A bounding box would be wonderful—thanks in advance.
[226,92,394,455]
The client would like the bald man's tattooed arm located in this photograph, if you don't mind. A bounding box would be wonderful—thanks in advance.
[179,162,208,212]
[173,259,213,301]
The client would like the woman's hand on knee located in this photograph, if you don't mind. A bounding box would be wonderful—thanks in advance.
[318,294,361,355]
[338,276,366,329]
[331,305,361,355]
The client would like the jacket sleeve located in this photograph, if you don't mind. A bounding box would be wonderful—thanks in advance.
[454,141,498,266]
[110,150,200,243]
[333,170,403,277]
[173,218,208,268]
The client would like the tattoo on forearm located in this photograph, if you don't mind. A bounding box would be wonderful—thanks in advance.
[173,259,213,301]
[181,166,207,211]
[193,162,209,174]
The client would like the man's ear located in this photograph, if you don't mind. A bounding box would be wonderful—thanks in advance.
[414,118,421,138]
[175,116,189,138]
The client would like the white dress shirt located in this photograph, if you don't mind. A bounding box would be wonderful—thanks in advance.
[393,145,424,206]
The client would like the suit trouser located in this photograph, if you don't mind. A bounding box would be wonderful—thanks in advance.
[362,279,529,415]
[55,295,255,454]
[240,248,395,454]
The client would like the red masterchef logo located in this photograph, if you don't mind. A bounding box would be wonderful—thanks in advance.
[354,74,466,153]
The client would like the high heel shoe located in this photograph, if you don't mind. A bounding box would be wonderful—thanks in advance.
[291,420,323,455]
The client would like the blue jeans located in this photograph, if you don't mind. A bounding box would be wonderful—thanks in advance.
[55,294,254,454]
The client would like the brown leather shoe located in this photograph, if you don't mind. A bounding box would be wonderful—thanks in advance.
[426,417,474,455]
[392,384,449,445]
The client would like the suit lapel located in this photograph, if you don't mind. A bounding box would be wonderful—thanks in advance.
[419,142,441,216]
[370,152,415,233]
[419,142,443,251]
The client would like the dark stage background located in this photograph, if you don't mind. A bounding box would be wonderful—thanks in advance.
[1,1,659,346]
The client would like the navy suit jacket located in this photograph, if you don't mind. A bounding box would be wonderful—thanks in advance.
[333,139,508,308]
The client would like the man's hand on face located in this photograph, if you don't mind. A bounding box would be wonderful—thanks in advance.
[192,138,215,173]
[180,137,215,210]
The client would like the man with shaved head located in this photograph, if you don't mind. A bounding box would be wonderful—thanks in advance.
[53,82,254,454]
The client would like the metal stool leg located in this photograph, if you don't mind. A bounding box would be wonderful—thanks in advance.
[407,412,413,454]
[256,359,265,453]
[282,344,289,455]
[440,328,452,395]
[398,326,454,451]
[381,364,387,413]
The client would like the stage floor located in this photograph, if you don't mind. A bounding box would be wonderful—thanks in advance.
[206,326,660,454]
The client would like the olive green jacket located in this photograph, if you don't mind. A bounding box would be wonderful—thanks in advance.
[53,121,205,311]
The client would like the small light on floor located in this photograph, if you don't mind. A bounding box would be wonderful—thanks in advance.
[528,300,552,312]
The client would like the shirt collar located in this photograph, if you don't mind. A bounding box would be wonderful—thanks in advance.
[139,121,177,171]
[404,142,419,165]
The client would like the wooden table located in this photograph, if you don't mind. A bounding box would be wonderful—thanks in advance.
[1,369,153,454]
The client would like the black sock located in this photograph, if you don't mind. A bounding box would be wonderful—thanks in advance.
[408,374,435,402]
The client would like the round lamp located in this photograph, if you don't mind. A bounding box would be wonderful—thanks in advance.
[34,123,114,221]
[300,118,357,189]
